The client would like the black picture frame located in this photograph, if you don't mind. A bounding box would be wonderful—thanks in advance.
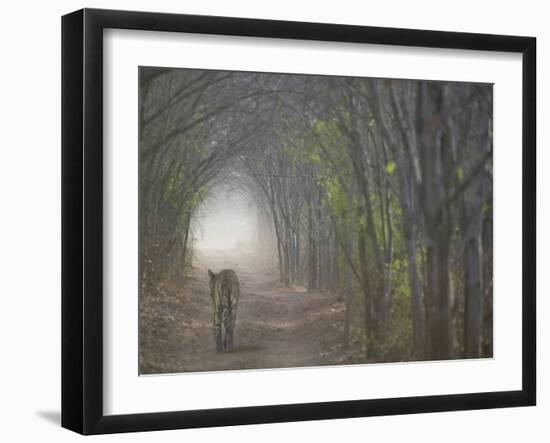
[61,8,536,435]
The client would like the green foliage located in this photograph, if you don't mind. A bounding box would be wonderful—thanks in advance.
[368,114,376,128]
[456,166,464,182]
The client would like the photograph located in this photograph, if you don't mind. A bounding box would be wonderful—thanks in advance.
[138,67,494,375]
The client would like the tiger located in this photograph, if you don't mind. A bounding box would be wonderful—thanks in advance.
[207,269,240,352]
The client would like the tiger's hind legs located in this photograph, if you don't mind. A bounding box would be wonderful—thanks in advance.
[223,329,233,352]
[214,324,223,352]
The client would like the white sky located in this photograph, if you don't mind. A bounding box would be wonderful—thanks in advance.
[193,185,259,252]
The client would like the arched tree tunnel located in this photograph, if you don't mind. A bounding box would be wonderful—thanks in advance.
[138,66,494,374]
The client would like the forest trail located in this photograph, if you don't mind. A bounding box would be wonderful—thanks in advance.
[140,249,350,374]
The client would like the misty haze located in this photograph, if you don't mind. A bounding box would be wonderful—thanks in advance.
[139,66,493,374]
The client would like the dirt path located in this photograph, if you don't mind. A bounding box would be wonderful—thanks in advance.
[140,249,350,374]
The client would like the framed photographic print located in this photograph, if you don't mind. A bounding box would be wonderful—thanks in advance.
[61,8,536,435]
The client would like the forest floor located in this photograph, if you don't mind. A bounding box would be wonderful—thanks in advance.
[140,249,358,374]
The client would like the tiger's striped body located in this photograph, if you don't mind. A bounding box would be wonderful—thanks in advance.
[208,269,240,352]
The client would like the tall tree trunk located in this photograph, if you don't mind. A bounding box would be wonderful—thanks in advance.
[425,239,451,360]
[343,180,356,348]
[358,223,373,356]
[404,224,425,357]
[308,196,318,291]
[464,232,483,357]
[272,209,284,284]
